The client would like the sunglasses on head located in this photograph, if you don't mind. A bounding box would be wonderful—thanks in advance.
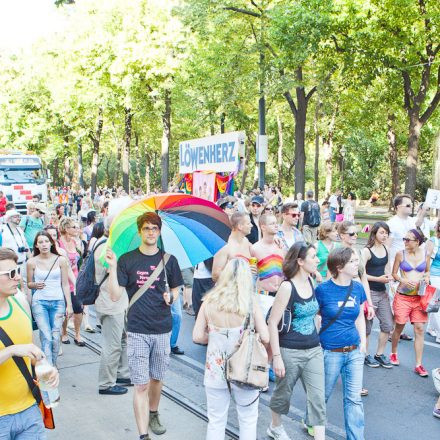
[0,267,20,280]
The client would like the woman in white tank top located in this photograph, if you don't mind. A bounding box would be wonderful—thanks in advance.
[27,231,72,367]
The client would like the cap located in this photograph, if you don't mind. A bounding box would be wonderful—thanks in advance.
[251,195,264,206]
[4,209,21,219]
[35,202,47,214]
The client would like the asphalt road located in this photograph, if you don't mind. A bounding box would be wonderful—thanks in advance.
[175,309,440,440]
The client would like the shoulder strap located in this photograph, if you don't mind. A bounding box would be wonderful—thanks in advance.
[128,253,170,311]
[285,280,295,312]
[42,256,60,283]
[0,327,41,404]
[24,216,30,232]
[319,281,353,335]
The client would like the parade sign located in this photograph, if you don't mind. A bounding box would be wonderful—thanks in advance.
[425,188,440,209]
[179,131,245,174]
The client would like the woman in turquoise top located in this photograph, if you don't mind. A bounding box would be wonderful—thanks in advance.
[316,221,340,279]
[427,220,440,343]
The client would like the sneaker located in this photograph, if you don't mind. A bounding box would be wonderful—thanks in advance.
[374,354,393,369]
[427,328,437,337]
[301,419,314,437]
[98,385,128,395]
[149,412,166,435]
[139,435,151,440]
[400,333,413,341]
[267,423,291,440]
[389,353,400,366]
[414,365,429,377]
[360,388,369,396]
[433,407,440,418]
[436,337,440,344]
[364,355,380,368]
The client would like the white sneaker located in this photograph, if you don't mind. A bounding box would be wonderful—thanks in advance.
[267,423,291,440]
[427,328,437,337]
[435,337,440,344]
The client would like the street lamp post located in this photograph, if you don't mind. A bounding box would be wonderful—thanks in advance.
[340,145,347,194]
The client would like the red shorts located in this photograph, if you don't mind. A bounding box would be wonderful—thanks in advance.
[393,293,428,324]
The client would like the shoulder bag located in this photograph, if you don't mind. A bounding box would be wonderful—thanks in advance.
[225,290,269,395]
[0,327,55,429]
[319,281,353,334]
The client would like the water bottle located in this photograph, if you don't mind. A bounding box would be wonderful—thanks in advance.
[35,358,60,408]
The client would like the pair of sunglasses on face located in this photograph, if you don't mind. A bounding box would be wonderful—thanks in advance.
[0,267,20,280]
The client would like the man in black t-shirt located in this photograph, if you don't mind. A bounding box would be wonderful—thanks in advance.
[301,190,321,245]
[106,212,183,440]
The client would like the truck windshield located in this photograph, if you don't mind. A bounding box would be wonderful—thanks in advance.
[0,168,45,184]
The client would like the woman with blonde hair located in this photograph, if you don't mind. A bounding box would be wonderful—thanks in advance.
[58,216,84,346]
[193,258,269,440]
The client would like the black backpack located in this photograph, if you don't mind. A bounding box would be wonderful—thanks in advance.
[76,238,108,306]
[305,201,321,227]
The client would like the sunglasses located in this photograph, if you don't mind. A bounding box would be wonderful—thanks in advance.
[286,213,300,218]
[265,207,274,211]
[402,237,417,242]
[0,267,20,280]
[347,232,358,237]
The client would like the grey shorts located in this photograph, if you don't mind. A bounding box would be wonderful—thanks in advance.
[270,345,326,426]
[366,289,394,335]
[127,331,171,385]
[181,267,194,288]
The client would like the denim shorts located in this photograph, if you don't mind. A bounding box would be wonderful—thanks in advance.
[0,404,45,440]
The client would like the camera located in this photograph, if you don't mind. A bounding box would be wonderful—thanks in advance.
[17,247,29,253]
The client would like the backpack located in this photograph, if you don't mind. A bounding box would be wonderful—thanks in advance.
[76,238,108,306]
[305,201,321,227]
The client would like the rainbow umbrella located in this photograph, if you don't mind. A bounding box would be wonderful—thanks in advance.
[104,193,231,269]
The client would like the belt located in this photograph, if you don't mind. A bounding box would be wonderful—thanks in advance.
[330,345,358,353]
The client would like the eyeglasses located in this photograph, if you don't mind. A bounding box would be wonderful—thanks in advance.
[286,213,300,218]
[402,237,417,242]
[347,232,358,237]
[0,267,20,280]
[264,207,274,211]
[141,226,160,233]
[37,210,45,215]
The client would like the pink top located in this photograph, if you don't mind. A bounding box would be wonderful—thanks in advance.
[58,238,79,292]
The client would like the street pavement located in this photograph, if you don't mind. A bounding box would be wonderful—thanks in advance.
[47,307,440,440]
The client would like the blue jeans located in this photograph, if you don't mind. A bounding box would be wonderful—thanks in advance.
[170,294,182,349]
[329,206,337,222]
[32,299,65,366]
[0,404,45,439]
[324,348,365,440]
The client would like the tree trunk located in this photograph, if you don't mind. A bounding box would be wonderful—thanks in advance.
[89,107,103,198]
[145,148,151,194]
[63,136,71,187]
[161,89,171,192]
[122,107,132,194]
[52,157,59,187]
[77,142,84,189]
[387,113,400,208]
[404,111,422,197]
[323,104,337,196]
[314,100,321,200]
[294,85,307,195]
[433,130,440,190]
[220,113,225,134]
[105,156,111,188]
[276,115,283,188]
[134,131,143,189]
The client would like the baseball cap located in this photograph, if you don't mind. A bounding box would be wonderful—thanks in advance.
[35,202,47,214]
[251,195,264,206]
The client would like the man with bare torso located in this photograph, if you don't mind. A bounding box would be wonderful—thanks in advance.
[212,212,253,282]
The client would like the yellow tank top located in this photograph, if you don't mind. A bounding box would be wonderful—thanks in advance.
[0,296,35,416]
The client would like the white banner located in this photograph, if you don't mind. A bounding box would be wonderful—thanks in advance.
[179,131,245,174]
[425,188,440,209]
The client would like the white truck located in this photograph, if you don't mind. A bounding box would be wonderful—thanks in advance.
[0,151,50,213]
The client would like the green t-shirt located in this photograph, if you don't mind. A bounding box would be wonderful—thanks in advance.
[19,216,44,249]
[316,240,340,278]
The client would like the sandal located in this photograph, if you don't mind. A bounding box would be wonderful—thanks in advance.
[74,338,86,347]
[61,338,70,345]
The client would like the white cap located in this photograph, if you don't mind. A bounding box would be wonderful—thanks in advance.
[4,209,21,220]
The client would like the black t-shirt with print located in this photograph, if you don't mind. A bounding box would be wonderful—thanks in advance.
[117,249,183,335]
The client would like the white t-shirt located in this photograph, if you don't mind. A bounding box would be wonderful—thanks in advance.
[387,215,416,265]
[194,261,212,279]
[0,224,27,264]
[329,195,339,209]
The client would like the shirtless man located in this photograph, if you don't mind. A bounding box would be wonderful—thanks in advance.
[251,214,286,317]
[212,212,253,282]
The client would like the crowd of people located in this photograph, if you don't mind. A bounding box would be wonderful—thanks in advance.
[0,184,440,440]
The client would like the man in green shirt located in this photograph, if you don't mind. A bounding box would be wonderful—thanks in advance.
[19,203,46,250]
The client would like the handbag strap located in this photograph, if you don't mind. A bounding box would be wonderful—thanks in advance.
[128,253,170,311]
[42,256,60,283]
[0,326,41,404]
[319,281,353,334]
